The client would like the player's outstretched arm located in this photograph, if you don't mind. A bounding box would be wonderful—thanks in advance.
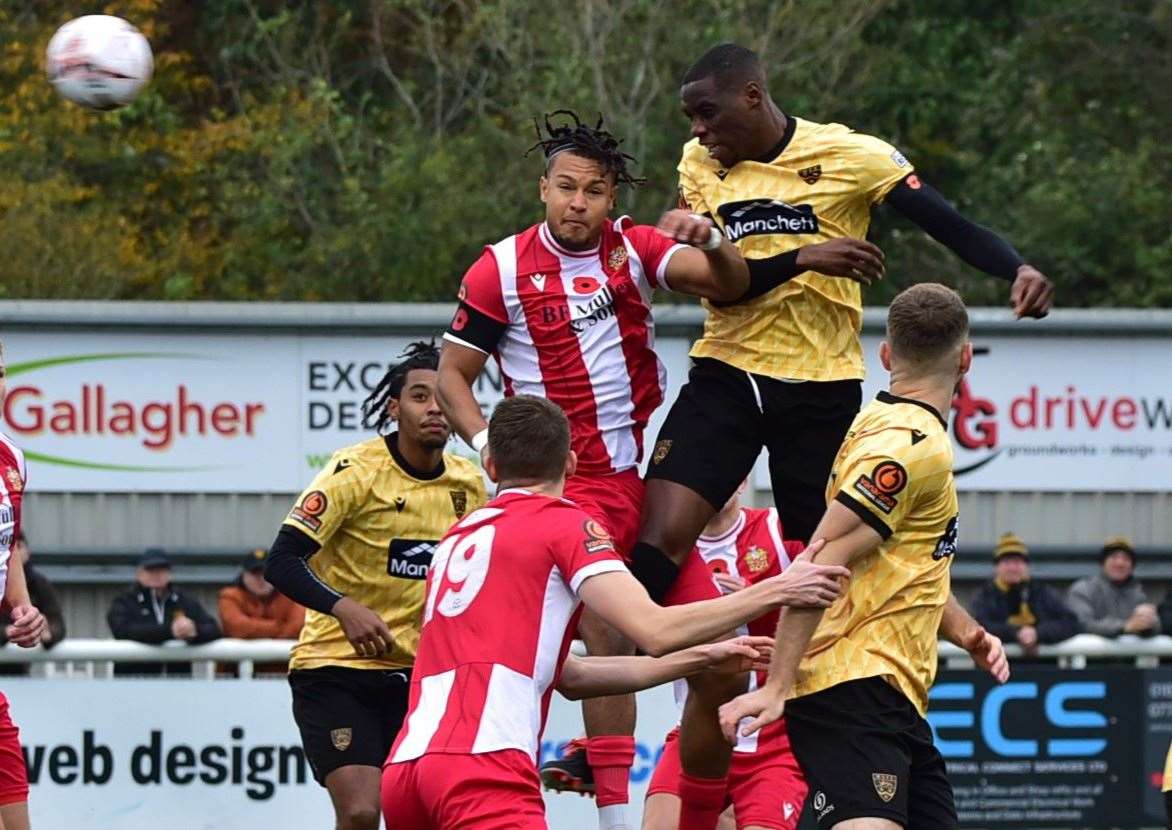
[884,176,1055,319]
[436,340,491,455]
[556,635,772,700]
[657,209,749,302]
[578,545,846,657]
[717,503,881,743]
[939,593,1009,684]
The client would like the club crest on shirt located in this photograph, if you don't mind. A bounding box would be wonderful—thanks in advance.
[330,728,352,751]
[872,772,898,802]
[4,468,21,494]
[652,439,672,465]
[744,546,769,574]
[798,164,822,185]
[607,247,628,270]
[450,489,468,518]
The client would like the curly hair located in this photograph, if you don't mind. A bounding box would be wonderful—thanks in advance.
[526,109,645,187]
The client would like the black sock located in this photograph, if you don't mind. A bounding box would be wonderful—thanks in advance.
[630,541,680,604]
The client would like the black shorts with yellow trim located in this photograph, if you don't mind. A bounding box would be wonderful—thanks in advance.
[785,676,957,830]
[289,666,411,785]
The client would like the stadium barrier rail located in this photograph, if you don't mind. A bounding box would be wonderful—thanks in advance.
[1,634,1168,678]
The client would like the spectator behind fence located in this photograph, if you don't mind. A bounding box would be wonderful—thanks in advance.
[107,548,221,676]
[1067,536,1160,637]
[218,549,304,675]
[971,533,1080,655]
[0,532,65,676]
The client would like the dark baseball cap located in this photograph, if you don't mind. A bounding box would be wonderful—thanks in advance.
[242,548,268,572]
[138,548,171,569]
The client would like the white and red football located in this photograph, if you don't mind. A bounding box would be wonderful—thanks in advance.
[46,15,153,110]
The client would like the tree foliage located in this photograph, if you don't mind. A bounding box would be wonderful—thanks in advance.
[2,0,1169,305]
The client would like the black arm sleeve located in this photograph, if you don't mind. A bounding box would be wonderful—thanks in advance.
[712,250,804,306]
[885,176,1024,281]
[444,302,507,354]
[264,525,343,615]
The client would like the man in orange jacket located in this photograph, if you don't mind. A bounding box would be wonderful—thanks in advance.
[219,549,305,674]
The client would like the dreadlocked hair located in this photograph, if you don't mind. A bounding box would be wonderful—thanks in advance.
[525,110,645,187]
[362,339,441,434]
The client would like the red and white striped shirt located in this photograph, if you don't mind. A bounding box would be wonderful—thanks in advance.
[674,507,803,754]
[446,218,684,475]
[389,489,626,764]
[0,432,27,601]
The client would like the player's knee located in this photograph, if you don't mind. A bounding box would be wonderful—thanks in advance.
[335,802,380,830]
[686,669,747,704]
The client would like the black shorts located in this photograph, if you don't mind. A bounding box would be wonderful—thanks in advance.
[785,677,957,830]
[645,358,861,542]
[289,666,411,785]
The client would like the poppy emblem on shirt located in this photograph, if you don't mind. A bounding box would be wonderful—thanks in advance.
[4,469,21,494]
[652,439,672,465]
[451,308,469,332]
[744,546,769,574]
[708,560,729,576]
[573,276,601,294]
[798,164,822,185]
[607,247,628,270]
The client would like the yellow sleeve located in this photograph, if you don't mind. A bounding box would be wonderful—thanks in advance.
[1164,740,1172,792]
[677,155,713,217]
[282,452,366,546]
[831,432,922,540]
[847,132,914,205]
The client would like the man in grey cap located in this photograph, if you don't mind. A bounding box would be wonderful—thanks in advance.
[107,548,221,675]
[1067,536,1160,637]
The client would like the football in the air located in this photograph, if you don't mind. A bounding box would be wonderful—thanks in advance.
[46,14,153,110]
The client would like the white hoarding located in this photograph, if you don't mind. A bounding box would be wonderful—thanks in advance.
[2,330,1167,492]
[8,678,678,829]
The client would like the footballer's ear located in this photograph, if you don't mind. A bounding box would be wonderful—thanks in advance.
[879,340,892,372]
[958,341,974,376]
[539,175,549,204]
[564,450,578,480]
[385,396,401,422]
[483,452,501,484]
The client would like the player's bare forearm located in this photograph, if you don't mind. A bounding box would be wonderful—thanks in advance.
[762,604,825,696]
[939,592,981,648]
[557,650,707,700]
[436,342,489,444]
[581,571,777,657]
[557,637,769,699]
[2,551,31,609]
[658,210,749,301]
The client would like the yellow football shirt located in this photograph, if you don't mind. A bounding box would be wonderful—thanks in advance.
[1164,740,1172,793]
[284,435,485,671]
[791,391,958,714]
[678,117,913,381]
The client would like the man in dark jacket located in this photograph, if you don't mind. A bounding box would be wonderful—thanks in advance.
[971,532,1080,654]
[0,532,66,676]
[107,548,221,675]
